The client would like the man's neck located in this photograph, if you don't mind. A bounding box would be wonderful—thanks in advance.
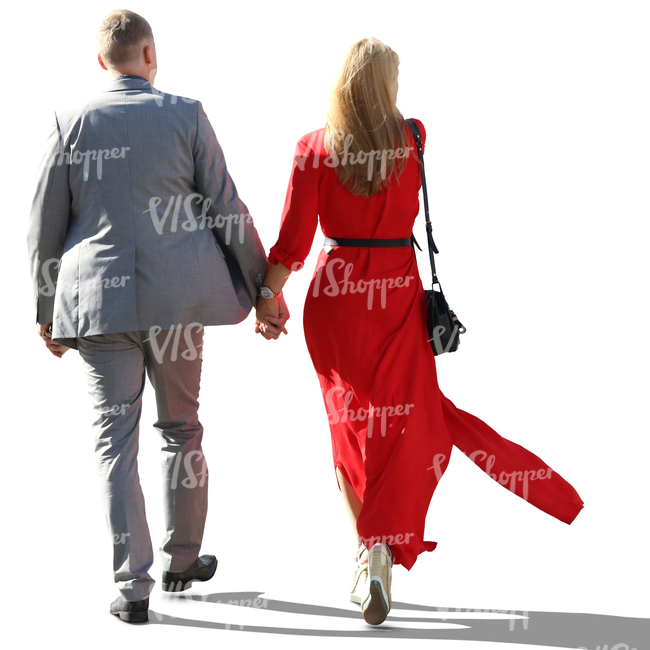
[109,69,150,81]
[112,73,149,82]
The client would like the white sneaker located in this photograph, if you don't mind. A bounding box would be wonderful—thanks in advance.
[349,545,369,604]
[361,543,393,625]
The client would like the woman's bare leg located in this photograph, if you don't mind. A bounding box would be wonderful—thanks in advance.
[336,467,364,552]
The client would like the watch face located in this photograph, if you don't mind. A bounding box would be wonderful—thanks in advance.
[260,286,274,299]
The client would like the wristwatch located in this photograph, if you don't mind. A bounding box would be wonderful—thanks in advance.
[259,285,280,300]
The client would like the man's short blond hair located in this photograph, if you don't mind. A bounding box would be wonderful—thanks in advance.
[96,10,153,67]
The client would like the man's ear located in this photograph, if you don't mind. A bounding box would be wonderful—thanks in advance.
[144,44,153,65]
[98,53,108,71]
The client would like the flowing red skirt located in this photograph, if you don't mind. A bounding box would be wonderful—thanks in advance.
[303,246,583,570]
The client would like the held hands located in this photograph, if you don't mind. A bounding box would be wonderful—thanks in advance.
[255,293,290,340]
[37,323,70,358]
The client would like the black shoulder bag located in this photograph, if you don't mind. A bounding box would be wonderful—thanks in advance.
[406,119,466,356]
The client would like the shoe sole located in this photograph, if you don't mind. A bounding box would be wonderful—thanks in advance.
[362,580,389,625]
[162,578,195,593]
[362,544,392,625]
[110,609,148,623]
[162,559,218,593]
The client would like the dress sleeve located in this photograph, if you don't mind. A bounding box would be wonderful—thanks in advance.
[268,136,320,271]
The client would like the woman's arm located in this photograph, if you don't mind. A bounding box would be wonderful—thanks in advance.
[255,262,292,339]
[256,131,321,340]
[261,262,292,295]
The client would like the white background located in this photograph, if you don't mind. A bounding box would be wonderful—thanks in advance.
[2,1,648,649]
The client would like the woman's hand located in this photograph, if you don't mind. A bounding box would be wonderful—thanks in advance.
[265,293,289,337]
[254,263,293,340]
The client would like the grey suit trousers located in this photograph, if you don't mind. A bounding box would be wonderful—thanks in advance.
[77,325,207,602]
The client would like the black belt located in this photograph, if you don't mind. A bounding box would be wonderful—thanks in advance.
[325,235,422,250]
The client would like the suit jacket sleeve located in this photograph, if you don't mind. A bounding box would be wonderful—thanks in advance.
[192,102,267,303]
[26,113,71,324]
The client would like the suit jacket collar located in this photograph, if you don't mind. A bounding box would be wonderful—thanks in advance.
[102,76,152,93]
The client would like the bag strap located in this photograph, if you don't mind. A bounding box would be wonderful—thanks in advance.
[405,119,441,288]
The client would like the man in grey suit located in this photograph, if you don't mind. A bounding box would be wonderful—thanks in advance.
[27,10,287,622]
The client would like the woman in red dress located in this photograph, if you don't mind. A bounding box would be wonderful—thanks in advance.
[255,37,583,626]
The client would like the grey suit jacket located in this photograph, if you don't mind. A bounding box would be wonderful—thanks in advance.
[27,76,267,349]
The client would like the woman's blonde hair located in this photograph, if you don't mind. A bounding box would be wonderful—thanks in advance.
[324,37,407,198]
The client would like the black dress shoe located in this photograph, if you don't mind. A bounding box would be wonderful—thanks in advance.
[109,596,149,623]
[162,554,218,592]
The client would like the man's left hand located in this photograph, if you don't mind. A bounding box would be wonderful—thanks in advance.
[37,323,70,358]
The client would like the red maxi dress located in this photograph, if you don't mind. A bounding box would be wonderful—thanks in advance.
[268,120,584,570]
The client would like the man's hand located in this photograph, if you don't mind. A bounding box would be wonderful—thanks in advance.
[37,322,69,358]
[255,293,289,340]
[255,295,278,340]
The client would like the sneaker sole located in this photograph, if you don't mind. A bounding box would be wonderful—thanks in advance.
[362,580,389,625]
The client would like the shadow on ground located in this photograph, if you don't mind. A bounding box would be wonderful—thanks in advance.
[143,590,647,648]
